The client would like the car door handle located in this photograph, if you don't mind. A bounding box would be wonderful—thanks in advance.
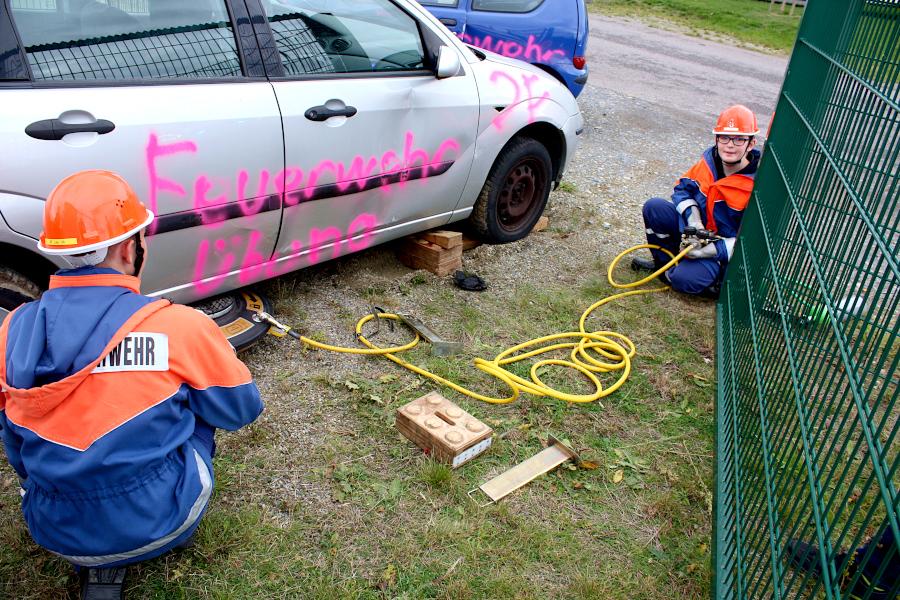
[25,118,115,140]
[304,105,357,122]
[439,18,457,26]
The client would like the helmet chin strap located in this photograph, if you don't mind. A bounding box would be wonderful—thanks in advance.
[132,232,145,277]
[717,137,753,166]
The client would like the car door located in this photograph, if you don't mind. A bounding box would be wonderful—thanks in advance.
[418,0,468,37]
[249,0,479,272]
[1,0,284,303]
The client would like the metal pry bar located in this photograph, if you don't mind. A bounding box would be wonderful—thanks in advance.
[396,313,463,356]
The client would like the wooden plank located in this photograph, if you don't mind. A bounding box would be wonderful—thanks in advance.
[396,251,462,276]
[397,236,463,276]
[462,236,482,252]
[421,230,462,249]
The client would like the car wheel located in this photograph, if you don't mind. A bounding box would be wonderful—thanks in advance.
[0,266,40,311]
[470,137,552,243]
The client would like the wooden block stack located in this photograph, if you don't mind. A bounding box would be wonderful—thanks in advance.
[461,235,482,252]
[396,392,493,468]
[397,230,462,276]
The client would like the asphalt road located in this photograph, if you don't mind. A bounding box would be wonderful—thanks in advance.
[587,15,789,136]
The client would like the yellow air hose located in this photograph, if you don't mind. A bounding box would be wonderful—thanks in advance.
[286,243,694,405]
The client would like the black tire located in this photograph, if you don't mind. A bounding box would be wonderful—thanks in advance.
[0,266,40,311]
[470,137,553,243]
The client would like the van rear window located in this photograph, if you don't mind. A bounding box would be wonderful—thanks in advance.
[472,0,545,13]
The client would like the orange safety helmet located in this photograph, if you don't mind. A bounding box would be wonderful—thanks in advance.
[712,104,760,137]
[38,170,154,255]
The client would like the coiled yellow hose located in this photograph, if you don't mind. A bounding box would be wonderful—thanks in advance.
[296,243,692,405]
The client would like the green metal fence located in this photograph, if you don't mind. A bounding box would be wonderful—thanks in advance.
[713,0,899,598]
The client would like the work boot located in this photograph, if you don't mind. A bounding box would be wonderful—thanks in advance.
[787,539,825,577]
[630,256,656,272]
[80,567,126,600]
[786,539,848,582]
[174,531,197,550]
[696,283,721,300]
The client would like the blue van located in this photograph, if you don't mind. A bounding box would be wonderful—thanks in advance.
[419,0,589,97]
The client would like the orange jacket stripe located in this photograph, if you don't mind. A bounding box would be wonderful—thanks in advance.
[49,273,141,293]
[706,175,755,232]
[3,302,253,451]
[677,160,715,193]
[0,305,20,412]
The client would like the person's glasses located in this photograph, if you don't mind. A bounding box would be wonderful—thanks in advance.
[717,135,750,146]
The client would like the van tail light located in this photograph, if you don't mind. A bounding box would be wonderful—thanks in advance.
[573,56,586,70]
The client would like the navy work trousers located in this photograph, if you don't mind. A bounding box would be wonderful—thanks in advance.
[642,197,722,295]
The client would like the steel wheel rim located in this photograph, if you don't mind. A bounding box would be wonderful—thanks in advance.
[497,157,547,232]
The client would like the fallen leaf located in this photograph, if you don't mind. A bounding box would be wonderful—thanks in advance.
[613,469,624,484]
[343,380,360,391]
[379,374,398,384]
[380,564,397,589]
[579,460,600,470]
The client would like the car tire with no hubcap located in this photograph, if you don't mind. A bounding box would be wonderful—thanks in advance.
[0,266,40,312]
[470,137,552,244]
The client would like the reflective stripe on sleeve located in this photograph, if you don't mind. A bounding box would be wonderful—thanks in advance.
[724,237,736,260]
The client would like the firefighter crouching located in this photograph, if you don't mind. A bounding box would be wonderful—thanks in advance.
[632,104,762,297]
[0,170,264,599]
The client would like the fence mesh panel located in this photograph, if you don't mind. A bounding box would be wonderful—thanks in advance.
[25,24,242,81]
[714,1,899,599]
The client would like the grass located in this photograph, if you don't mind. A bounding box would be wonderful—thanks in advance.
[0,248,719,599]
[590,0,805,54]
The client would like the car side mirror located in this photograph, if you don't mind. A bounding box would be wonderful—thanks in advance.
[435,46,461,79]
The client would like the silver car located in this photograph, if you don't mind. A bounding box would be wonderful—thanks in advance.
[0,0,583,308]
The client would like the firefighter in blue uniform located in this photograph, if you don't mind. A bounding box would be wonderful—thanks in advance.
[0,171,264,599]
[632,104,762,297]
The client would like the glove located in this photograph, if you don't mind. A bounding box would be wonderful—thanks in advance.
[686,242,718,260]
[685,207,704,231]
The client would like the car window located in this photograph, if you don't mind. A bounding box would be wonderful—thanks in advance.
[9,0,242,81]
[260,0,426,76]
[471,0,544,13]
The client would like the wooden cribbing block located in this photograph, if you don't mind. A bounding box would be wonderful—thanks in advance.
[461,235,482,252]
[396,392,493,468]
[397,236,462,276]
[420,230,462,249]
